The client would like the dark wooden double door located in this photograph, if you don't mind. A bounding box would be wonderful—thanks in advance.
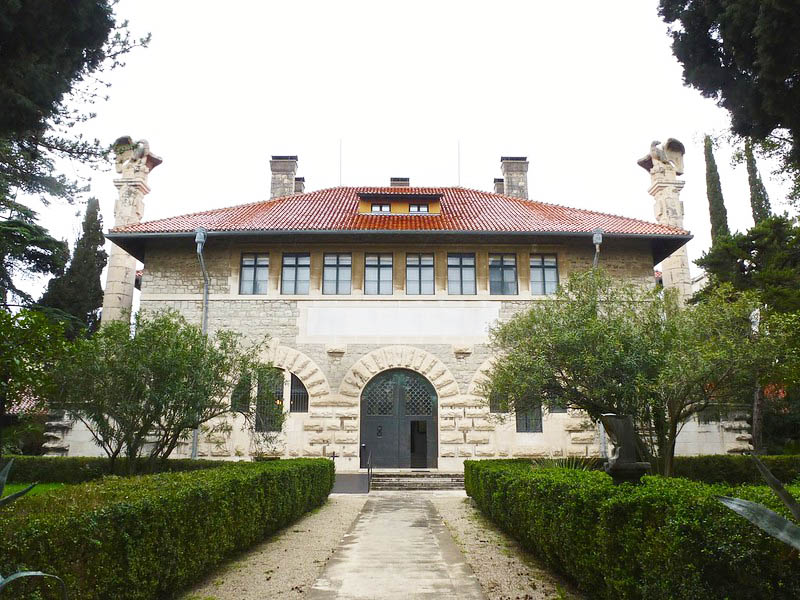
[360,369,438,469]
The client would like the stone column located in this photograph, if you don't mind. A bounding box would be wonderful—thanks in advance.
[101,137,162,324]
[648,165,692,301]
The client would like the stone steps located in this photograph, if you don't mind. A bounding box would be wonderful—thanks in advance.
[370,472,465,491]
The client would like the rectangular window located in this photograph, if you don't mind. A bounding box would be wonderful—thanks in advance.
[281,253,310,295]
[447,253,476,295]
[516,400,543,433]
[409,204,429,213]
[530,254,559,295]
[239,253,269,295]
[489,253,518,295]
[323,253,352,295]
[406,253,434,295]
[365,253,393,295]
[371,203,390,212]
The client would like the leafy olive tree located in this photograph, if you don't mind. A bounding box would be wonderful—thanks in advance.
[486,270,799,476]
[52,311,270,473]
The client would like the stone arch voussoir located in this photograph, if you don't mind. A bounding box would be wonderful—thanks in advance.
[260,345,331,399]
[339,346,460,400]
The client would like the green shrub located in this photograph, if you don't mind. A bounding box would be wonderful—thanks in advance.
[3,455,227,484]
[465,459,800,600]
[668,454,800,485]
[0,458,334,599]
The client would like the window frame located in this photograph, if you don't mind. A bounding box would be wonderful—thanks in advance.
[406,253,435,295]
[371,203,391,213]
[239,253,269,295]
[515,400,543,433]
[322,253,352,295]
[280,253,311,295]
[447,253,477,295]
[530,254,559,296]
[289,373,309,413]
[364,253,393,295]
[489,253,518,295]
[409,204,429,213]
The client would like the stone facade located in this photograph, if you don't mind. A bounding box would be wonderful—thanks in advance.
[46,235,721,470]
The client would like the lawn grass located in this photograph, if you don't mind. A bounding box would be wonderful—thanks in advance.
[2,482,66,497]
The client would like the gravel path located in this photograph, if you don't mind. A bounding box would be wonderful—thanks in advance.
[180,495,368,600]
[430,492,585,600]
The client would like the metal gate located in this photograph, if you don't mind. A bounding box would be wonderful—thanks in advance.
[360,369,438,468]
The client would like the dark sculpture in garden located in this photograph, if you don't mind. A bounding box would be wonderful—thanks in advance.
[600,414,651,484]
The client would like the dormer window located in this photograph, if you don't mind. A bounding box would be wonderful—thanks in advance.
[371,203,390,213]
[409,204,429,213]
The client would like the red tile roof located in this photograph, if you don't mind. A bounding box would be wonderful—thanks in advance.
[111,187,689,237]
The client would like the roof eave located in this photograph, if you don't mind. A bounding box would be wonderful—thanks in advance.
[105,229,691,265]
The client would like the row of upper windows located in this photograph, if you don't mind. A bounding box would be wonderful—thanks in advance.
[489,396,568,432]
[239,252,559,296]
[370,203,429,213]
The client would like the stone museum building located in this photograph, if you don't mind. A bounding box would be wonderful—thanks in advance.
[46,141,751,469]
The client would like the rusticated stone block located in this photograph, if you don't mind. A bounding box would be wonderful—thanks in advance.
[440,409,463,419]
[465,407,489,418]
[303,446,323,457]
[570,432,595,444]
[342,448,358,457]
[326,420,342,431]
[303,423,323,432]
[472,418,495,431]
[457,419,473,431]
[458,446,473,457]
[308,435,332,445]
[475,447,495,457]
[336,409,359,419]
[441,431,464,444]
[335,434,358,444]
[440,448,456,457]
[466,431,490,444]
[343,421,359,432]
[440,418,456,431]
[497,448,510,457]
[513,446,549,458]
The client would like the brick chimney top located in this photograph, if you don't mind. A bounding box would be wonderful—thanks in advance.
[390,177,410,187]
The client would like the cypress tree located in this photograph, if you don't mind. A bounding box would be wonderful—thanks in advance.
[745,138,772,224]
[704,135,730,243]
[38,198,107,337]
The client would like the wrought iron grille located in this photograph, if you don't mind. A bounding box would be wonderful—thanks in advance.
[404,375,433,415]
[363,369,435,416]
[365,377,395,415]
[290,374,309,412]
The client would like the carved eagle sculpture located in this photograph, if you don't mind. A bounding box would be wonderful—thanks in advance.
[637,138,685,176]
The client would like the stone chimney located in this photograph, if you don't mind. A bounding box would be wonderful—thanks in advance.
[390,177,410,187]
[102,136,162,324]
[501,157,528,199]
[493,178,505,194]
[270,155,298,198]
[294,177,305,194]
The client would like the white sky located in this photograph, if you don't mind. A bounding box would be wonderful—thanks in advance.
[23,0,795,299]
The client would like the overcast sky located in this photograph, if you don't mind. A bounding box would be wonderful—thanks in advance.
[24,0,795,299]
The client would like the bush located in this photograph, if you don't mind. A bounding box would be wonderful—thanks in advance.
[3,455,227,484]
[465,459,800,600]
[0,458,334,599]
[668,454,800,485]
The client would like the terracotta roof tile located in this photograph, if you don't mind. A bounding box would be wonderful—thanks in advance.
[111,187,688,237]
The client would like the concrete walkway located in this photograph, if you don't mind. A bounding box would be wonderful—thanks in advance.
[308,492,486,599]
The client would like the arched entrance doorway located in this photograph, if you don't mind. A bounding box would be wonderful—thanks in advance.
[360,369,438,469]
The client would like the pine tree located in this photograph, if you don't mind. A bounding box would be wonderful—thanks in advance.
[704,136,730,243]
[38,198,107,337]
[745,138,772,225]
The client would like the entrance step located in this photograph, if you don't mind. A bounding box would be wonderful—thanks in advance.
[370,472,464,491]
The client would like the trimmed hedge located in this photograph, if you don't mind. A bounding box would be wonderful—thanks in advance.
[0,458,334,599]
[465,459,800,600]
[669,454,800,485]
[3,455,227,484]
